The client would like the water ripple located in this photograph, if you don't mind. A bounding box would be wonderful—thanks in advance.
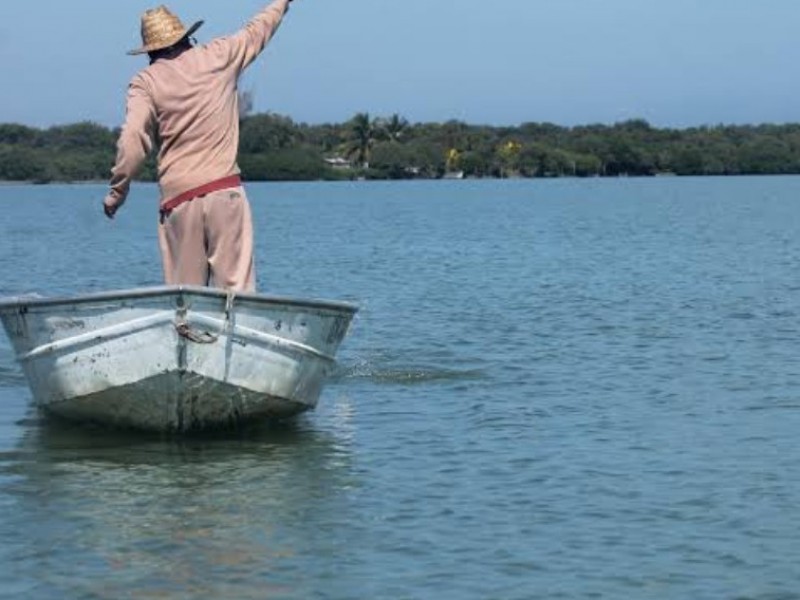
[2,180,800,598]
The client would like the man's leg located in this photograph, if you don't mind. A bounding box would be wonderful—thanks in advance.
[157,199,210,286]
[204,186,257,292]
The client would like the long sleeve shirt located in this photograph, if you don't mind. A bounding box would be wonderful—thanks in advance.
[105,0,290,210]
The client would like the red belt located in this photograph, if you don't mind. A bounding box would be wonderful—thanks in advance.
[159,175,242,218]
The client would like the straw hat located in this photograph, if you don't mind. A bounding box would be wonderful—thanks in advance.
[128,6,203,56]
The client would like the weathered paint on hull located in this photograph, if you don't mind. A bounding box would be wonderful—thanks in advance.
[0,286,357,433]
[45,373,310,432]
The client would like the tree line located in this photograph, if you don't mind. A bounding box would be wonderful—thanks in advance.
[2,115,800,183]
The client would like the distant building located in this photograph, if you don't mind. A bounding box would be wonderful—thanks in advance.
[324,157,352,170]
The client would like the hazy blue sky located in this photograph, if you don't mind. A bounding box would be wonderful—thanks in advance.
[1,0,798,128]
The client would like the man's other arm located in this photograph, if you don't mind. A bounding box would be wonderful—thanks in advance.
[103,79,156,219]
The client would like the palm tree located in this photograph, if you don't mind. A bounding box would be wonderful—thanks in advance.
[345,112,378,168]
[382,113,409,143]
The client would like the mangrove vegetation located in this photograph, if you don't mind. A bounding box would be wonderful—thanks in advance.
[3,115,800,183]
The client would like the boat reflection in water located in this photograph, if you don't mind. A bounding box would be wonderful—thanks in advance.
[0,403,358,598]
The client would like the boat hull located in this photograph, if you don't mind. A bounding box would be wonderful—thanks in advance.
[0,286,357,432]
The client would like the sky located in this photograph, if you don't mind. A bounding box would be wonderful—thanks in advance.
[1,0,799,129]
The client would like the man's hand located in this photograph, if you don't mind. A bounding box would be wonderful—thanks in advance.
[103,196,119,220]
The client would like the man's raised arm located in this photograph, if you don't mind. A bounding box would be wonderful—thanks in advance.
[224,0,292,73]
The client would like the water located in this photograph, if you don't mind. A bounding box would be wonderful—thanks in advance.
[1,177,800,598]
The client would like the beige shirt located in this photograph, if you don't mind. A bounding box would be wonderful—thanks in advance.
[105,0,290,210]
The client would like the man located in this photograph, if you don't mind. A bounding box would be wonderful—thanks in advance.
[103,0,294,292]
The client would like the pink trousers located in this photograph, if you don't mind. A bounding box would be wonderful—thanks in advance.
[157,186,256,292]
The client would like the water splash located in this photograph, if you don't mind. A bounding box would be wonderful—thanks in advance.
[330,358,486,385]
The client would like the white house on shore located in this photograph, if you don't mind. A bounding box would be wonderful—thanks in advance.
[324,157,352,170]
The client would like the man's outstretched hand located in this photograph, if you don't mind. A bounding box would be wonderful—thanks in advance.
[103,197,119,220]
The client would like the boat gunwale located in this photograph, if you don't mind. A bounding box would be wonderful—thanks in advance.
[16,310,339,363]
[0,285,359,315]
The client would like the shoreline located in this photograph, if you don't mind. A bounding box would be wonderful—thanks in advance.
[2,173,800,187]
[0,180,108,186]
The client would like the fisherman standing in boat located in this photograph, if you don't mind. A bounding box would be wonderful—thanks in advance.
[102,0,294,292]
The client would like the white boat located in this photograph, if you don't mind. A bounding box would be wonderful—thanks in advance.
[0,286,357,433]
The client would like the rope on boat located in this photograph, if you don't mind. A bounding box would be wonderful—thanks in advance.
[175,289,237,344]
[175,322,218,344]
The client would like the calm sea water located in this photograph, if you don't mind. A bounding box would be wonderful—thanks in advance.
[1,177,800,599]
